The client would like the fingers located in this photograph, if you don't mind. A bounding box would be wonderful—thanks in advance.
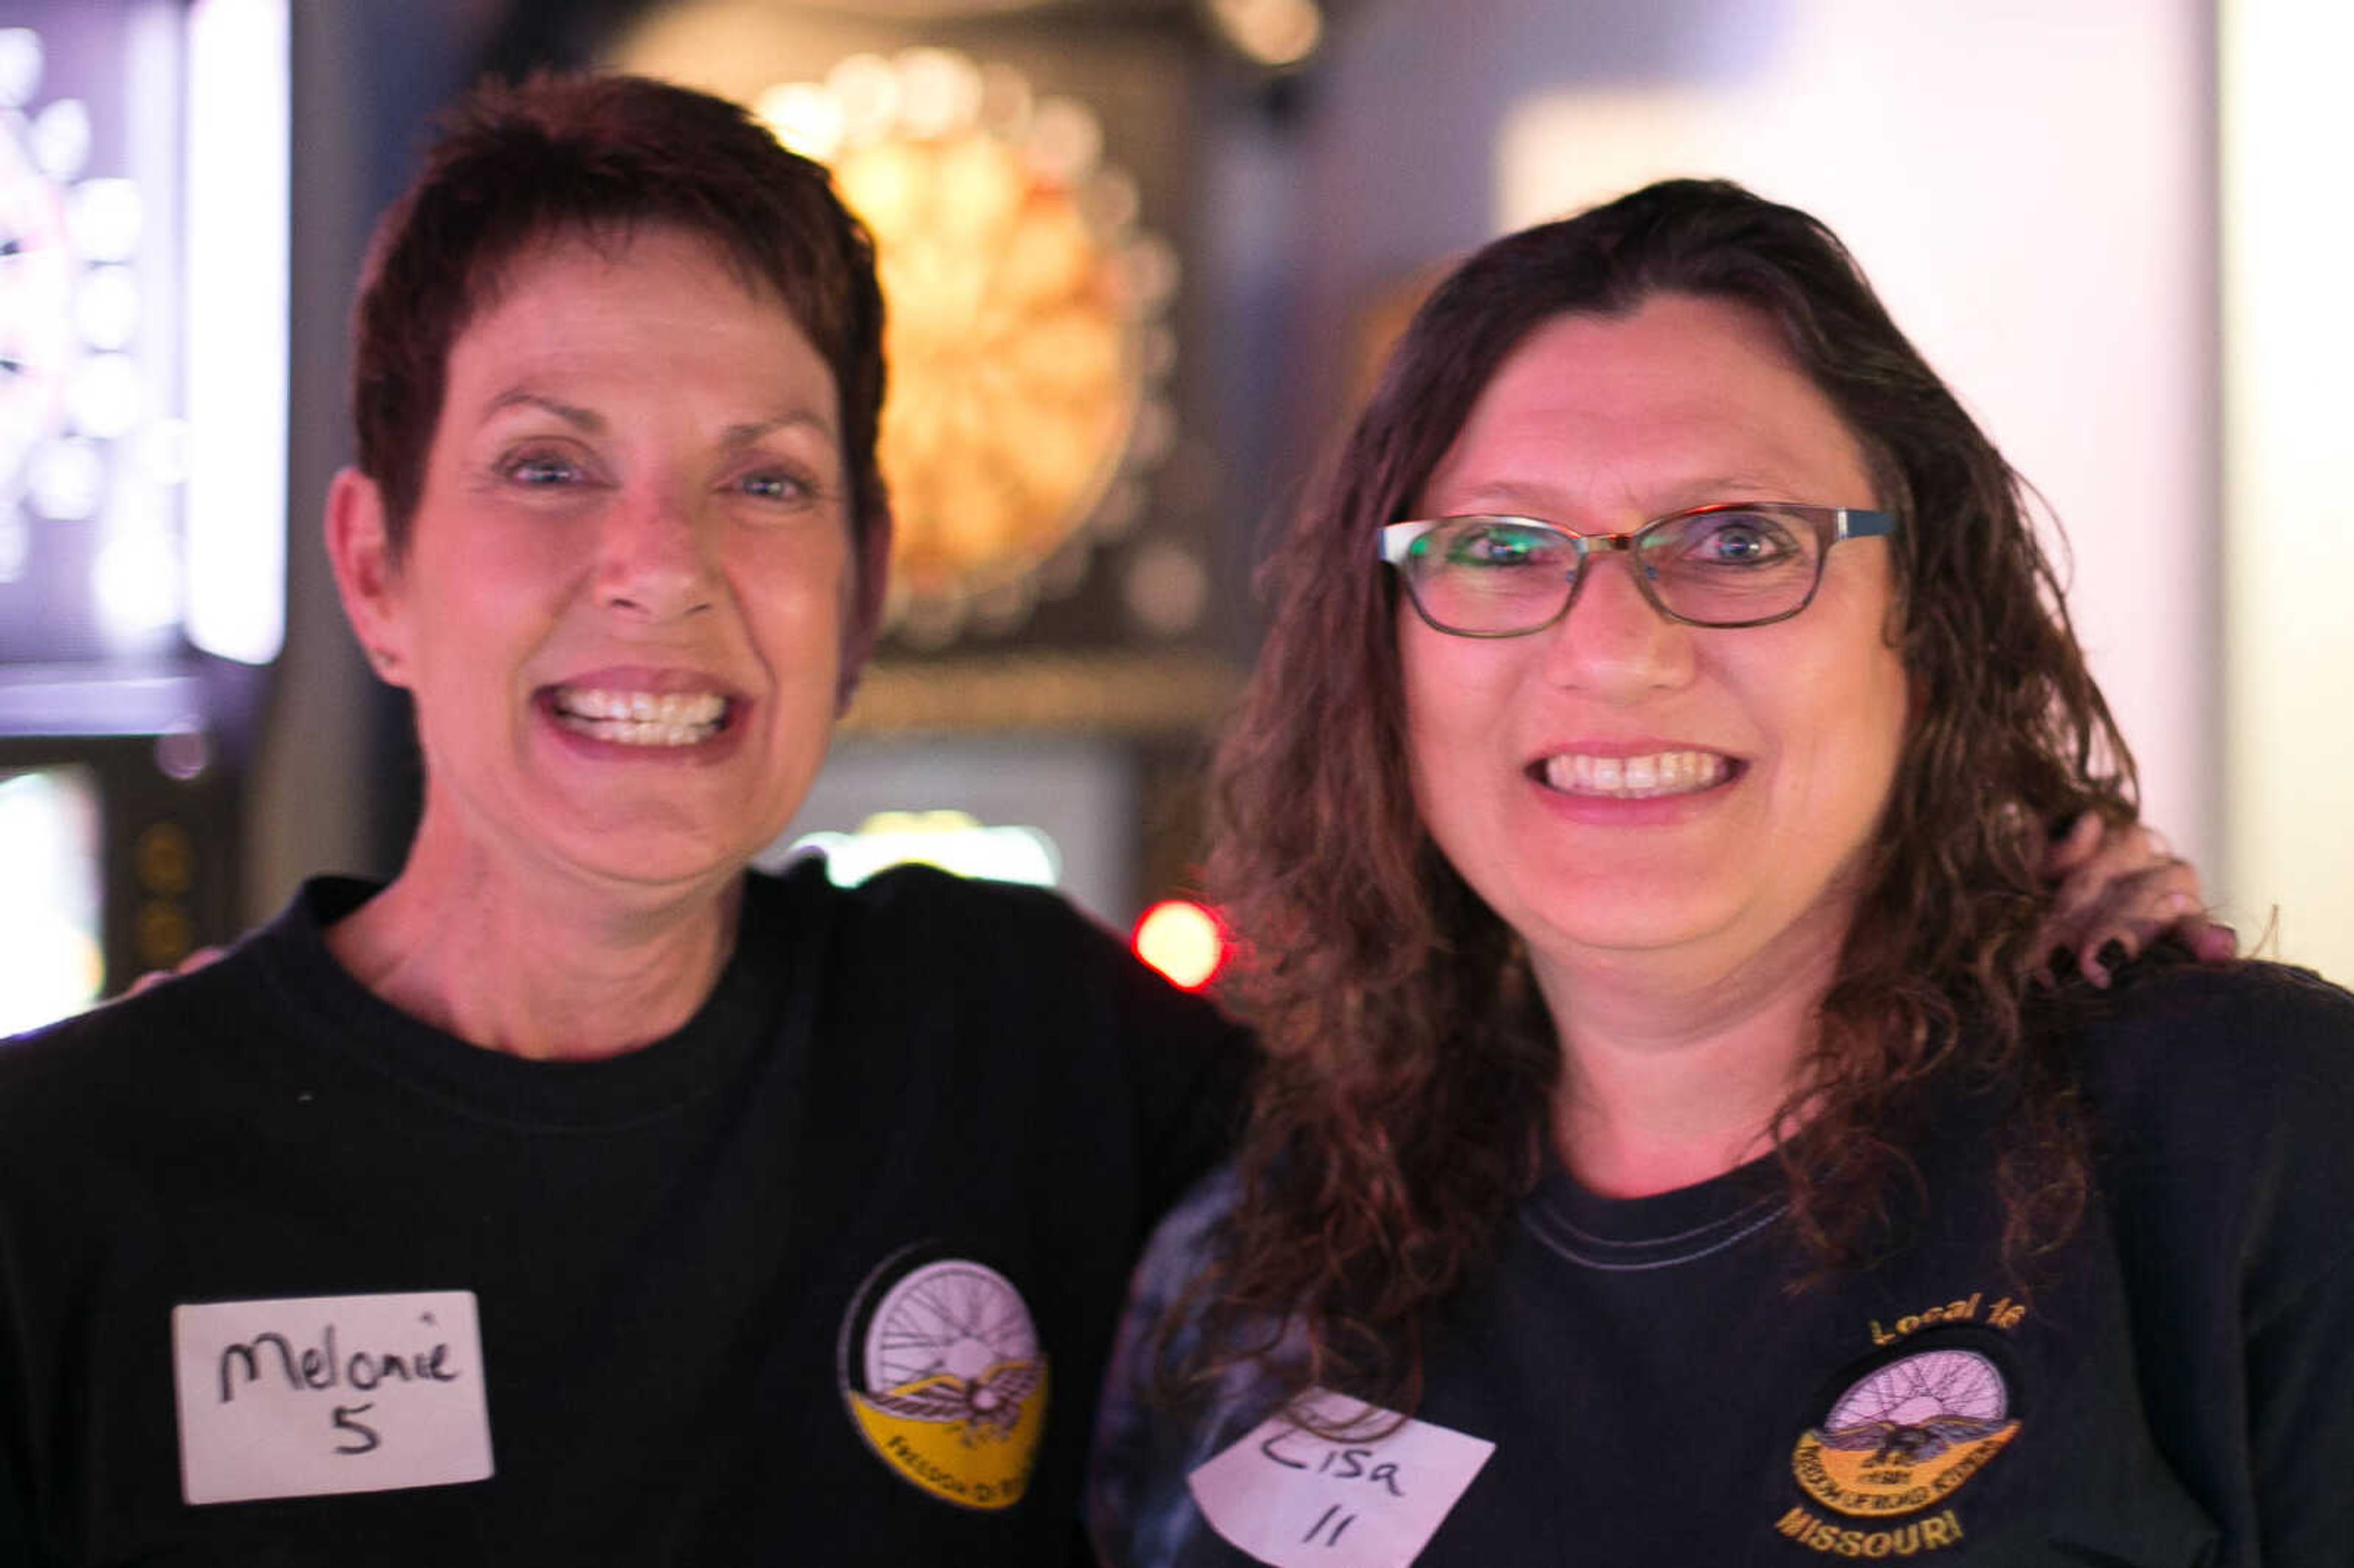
[2043,819,2177,933]
[2181,916,2240,965]
[2039,810,2105,879]
[2036,816,2234,986]
[2065,887,2196,988]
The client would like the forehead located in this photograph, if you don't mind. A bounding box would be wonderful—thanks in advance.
[441,224,834,409]
[1420,293,1874,515]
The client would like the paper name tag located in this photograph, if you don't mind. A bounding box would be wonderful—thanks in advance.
[1186,1390,1495,1568]
[172,1290,495,1505]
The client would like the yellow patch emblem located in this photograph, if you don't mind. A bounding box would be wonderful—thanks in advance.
[839,1251,1048,1511]
[1792,1347,2017,1518]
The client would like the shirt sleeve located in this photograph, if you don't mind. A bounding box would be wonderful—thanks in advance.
[2245,1235,2354,1562]
[2086,960,2354,1564]
[1088,1166,1284,1568]
[1094,934,1257,1233]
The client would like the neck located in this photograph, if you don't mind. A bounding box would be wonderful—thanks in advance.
[325,802,742,1061]
[1536,896,1853,1199]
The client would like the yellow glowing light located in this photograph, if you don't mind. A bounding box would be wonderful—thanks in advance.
[1132,899,1226,991]
[791,809,1061,889]
[1208,0,1323,69]
[737,47,1173,645]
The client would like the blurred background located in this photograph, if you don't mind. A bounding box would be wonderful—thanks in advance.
[0,0,2344,1032]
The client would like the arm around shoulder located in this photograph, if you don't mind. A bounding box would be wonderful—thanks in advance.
[2082,961,2354,1561]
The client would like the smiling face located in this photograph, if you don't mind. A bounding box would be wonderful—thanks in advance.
[331,225,878,899]
[1399,292,1910,995]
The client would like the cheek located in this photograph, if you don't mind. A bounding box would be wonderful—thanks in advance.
[1787,646,1910,846]
[740,544,853,677]
[1397,618,1510,841]
[1396,618,1456,797]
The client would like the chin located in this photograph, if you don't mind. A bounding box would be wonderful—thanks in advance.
[1514,878,1751,961]
[534,815,764,894]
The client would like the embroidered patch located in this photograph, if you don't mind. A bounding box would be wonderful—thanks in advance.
[837,1246,1048,1511]
[1791,1346,2019,1519]
[1186,1389,1495,1568]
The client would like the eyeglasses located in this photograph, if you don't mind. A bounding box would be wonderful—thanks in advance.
[1377,503,1897,637]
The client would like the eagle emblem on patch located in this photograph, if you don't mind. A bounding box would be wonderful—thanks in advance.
[838,1247,1049,1510]
[1791,1346,2019,1518]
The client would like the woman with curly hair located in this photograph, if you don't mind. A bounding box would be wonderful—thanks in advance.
[1090,180,2353,1566]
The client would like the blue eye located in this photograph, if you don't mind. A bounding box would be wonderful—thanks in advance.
[504,451,582,487]
[1677,512,1799,567]
[1444,520,1559,568]
[737,470,811,503]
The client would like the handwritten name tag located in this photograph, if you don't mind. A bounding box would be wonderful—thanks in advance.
[1186,1389,1494,1568]
[172,1290,494,1505]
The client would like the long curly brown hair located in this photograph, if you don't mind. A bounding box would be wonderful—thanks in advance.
[1185,179,2137,1412]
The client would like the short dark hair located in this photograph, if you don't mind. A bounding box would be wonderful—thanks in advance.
[351,72,887,559]
[1187,178,2136,1410]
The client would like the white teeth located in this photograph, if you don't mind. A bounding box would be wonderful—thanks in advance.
[550,687,727,746]
[1541,750,1730,799]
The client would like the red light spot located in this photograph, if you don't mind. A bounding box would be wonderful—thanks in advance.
[1132,899,1227,991]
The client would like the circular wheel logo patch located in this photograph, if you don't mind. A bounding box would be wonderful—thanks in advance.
[838,1247,1049,1510]
[1791,1347,2019,1518]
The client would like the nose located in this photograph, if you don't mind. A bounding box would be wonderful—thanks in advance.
[1540,549,1696,697]
[595,484,717,622]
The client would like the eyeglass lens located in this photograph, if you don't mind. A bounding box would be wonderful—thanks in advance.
[1404,510,1827,633]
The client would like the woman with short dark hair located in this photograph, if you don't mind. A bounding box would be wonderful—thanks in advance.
[0,74,1248,1564]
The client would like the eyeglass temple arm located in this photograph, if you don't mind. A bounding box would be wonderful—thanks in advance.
[1837,508,1898,540]
[1376,521,1431,564]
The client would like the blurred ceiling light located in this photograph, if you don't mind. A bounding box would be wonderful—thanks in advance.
[66,177,139,262]
[895,47,983,141]
[26,438,104,522]
[1204,0,1323,69]
[93,521,183,642]
[0,28,40,107]
[74,264,139,351]
[29,96,88,180]
[64,352,142,439]
[828,52,902,145]
[755,80,842,161]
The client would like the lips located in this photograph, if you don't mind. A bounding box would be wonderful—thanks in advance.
[545,683,733,748]
[1536,748,1737,800]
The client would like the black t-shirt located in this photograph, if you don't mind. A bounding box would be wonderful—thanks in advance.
[1092,962,2354,1566]
[0,863,1252,1566]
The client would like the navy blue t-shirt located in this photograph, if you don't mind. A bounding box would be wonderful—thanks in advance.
[1093,962,2354,1566]
[0,863,1251,1566]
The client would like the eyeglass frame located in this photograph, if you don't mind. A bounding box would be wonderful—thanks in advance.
[1376,502,1899,637]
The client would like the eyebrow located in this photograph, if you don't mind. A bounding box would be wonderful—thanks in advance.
[720,413,838,447]
[484,390,604,432]
[1440,474,1813,519]
[479,390,839,446]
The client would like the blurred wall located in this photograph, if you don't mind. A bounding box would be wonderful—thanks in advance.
[245,0,482,920]
[2220,1,2354,981]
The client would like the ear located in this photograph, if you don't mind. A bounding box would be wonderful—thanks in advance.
[324,466,414,690]
[835,506,894,716]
